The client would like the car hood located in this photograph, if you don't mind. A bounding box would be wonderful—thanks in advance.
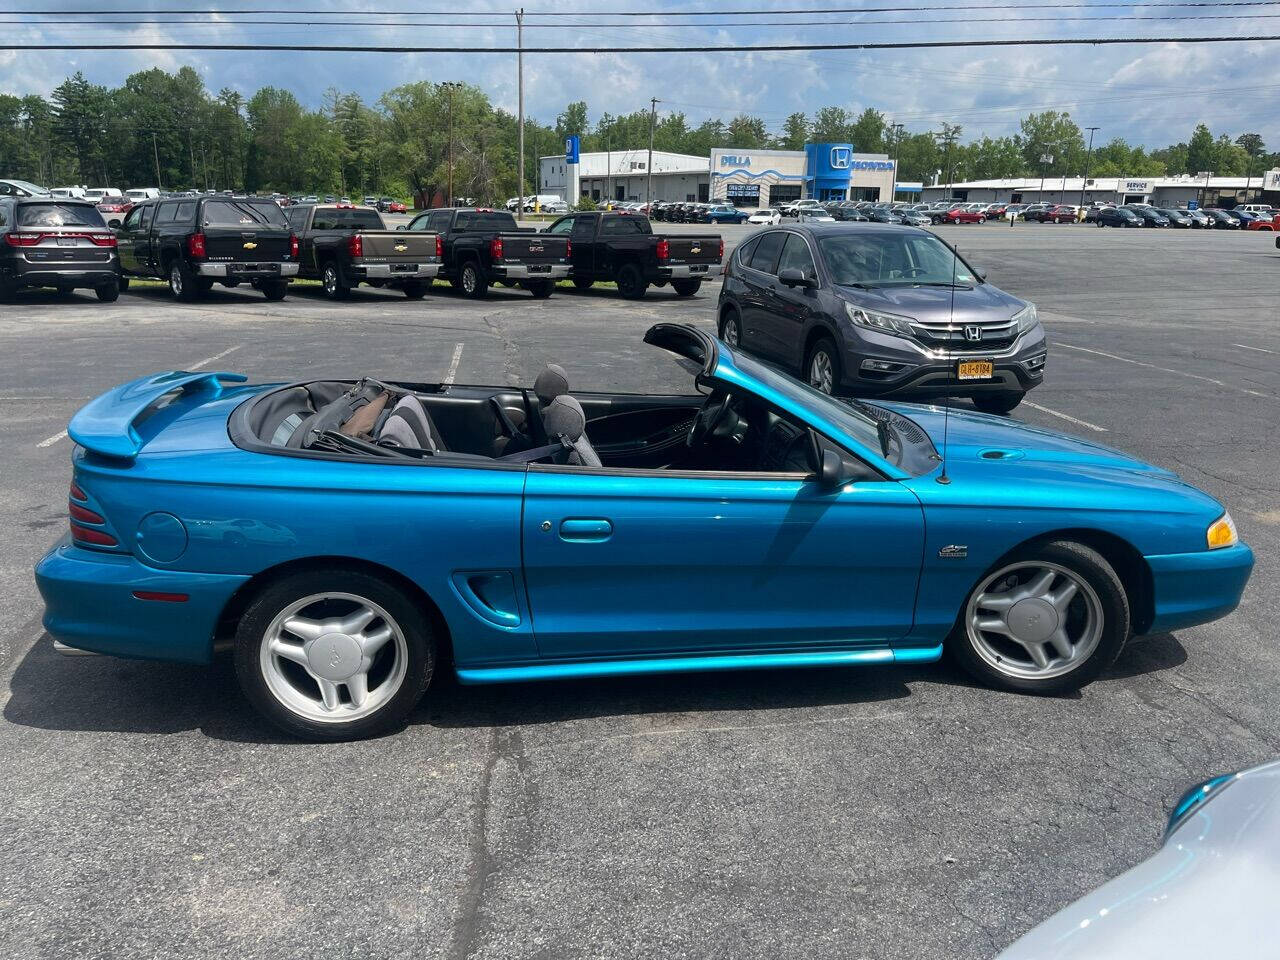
[836,282,1022,325]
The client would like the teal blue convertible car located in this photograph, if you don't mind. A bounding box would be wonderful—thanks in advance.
[36,325,1253,740]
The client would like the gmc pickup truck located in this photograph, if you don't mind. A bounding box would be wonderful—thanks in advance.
[404,207,570,299]
[544,211,722,299]
[116,195,297,301]
[285,203,441,299]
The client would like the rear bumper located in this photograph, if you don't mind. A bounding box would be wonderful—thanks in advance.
[197,262,299,278]
[34,538,249,665]
[1143,542,1254,635]
[5,266,119,288]
[352,261,441,280]
[658,263,722,281]
[491,264,571,280]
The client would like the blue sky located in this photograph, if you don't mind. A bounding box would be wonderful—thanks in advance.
[3,1,1278,150]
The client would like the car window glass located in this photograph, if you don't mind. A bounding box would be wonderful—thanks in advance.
[0,205,7,227]
[777,233,816,278]
[571,217,595,238]
[426,211,451,233]
[175,201,196,223]
[602,217,642,236]
[17,202,106,228]
[736,235,760,265]
[155,203,177,225]
[122,206,145,231]
[748,231,785,273]
[203,199,288,228]
[286,206,307,230]
[546,217,574,235]
[455,211,517,232]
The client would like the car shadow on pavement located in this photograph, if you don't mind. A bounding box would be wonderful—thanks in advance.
[3,631,1188,743]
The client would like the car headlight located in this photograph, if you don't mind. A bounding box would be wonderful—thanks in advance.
[1012,302,1040,334]
[845,302,916,337]
[1207,511,1238,550]
[1164,772,1235,840]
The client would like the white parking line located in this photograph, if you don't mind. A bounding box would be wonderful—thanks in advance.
[443,343,464,385]
[1022,401,1108,433]
[188,344,243,370]
[1235,343,1277,355]
[1054,341,1273,400]
[37,429,68,448]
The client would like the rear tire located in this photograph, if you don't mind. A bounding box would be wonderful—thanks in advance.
[615,262,648,300]
[572,277,594,290]
[95,280,120,302]
[526,279,553,299]
[169,260,199,301]
[671,279,702,297]
[322,261,350,300]
[233,568,435,742]
[947,540,1129,695]
[459,260,488,299]
[402,281,427,299]
[261,280,288,301]
[972,391,1025,415]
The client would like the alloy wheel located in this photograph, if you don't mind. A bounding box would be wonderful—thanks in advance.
[170,264,182,297]
[965,561,1103,680]
[259,591,409,723]
[722,315,740,346]
[323,265,337,296]
[809,349,834,393]
[462,266,476,294]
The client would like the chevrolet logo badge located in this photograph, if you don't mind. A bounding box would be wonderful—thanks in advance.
[395,242,407,251]
[691,246,701,253]
[243,241,257,250]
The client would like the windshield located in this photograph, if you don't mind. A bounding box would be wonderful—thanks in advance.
[819,232,978,287]
[203,199,288,228]
[17,202,106,227]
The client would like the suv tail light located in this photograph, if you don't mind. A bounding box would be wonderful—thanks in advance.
[435,234,443,258]
[187,232,206,258]
[347,233,363,257]
[289,234,299,258]
[566,239,572,258]
[718,238,724,261]
[4,232,40,246]
[656,238,669,261]
[490,236,503,260]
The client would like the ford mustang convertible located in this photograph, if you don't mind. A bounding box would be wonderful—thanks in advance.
[36,325,1253,740]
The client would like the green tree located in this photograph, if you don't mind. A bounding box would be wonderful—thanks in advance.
[776,112,808,151]
[555,101,588,140]
[726,114,768,148]
[811,106,852,143]
[50,72,111,185]
[848,107,886,153]
[1186,123,1216,174]
[1018,110,1084,175]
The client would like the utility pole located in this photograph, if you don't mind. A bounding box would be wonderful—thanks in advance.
[1038,153,1052,202]
[888,122,905,200]
[646,97,659,209]
[1079,126,1099,208]
[443,82,461,206]
[152,132,162,189]
[515,8,525,221]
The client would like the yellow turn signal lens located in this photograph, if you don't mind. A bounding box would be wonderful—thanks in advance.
[1207,513,1238,550]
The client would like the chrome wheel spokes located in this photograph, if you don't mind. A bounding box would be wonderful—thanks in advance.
[810,351,833,393]
[966,561,1103,680]
[260,592,408,723]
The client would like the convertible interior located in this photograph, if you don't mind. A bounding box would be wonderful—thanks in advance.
[238,363,831,475]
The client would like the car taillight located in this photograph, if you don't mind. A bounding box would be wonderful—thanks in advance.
[490,236,503,260]
[656,238,669,261]
[69,502,104,524]
[289,234,299,258]
[188,232,206,258]
[4,232,41,246]
[70,523,118,547]
[718,238,724,261]
[87,233,117,247]
[348,233,363,257]
[435,234,443,258]
[566,239,572,258]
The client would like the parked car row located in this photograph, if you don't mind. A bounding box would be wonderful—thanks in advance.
[650,201,749,224]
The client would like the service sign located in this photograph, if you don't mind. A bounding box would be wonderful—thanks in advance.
[1121,178,1154,193]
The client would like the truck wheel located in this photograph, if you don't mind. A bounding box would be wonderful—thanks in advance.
[459,261,488,299]
[117,274,130,292]
[95,279,120,303]
[526,280,553,299]
[169,260,200,302]
[261,280,288,301]
[671,279,702,297]
[194,277,215,294]
[615,262,648,300]
[322,261,351,300]
[401,282,427,299]
[572,277,594,291]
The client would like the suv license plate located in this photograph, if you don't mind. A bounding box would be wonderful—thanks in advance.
[57,237,78,247]
[957,360,994,380]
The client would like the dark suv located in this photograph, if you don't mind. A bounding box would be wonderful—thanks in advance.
[716,222,1046,414]
[0,197,120,301]
[117,195,298,301]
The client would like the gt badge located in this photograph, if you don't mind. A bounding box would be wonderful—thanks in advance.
[939,544,968,559]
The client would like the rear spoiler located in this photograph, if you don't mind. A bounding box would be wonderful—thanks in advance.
[68,370,247,459]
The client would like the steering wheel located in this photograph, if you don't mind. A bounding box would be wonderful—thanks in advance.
[687,389,733,448]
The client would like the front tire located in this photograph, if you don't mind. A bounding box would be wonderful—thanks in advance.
[805,337,841,395]
[971,391,1025,415]
[948,541,1129,695]
[615,262,648,300]
[671,279,702,297]
[719,309,742,347]
[233,568,435,741]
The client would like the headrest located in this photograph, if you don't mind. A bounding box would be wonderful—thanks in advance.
[543,394,585,443]
[534,363,569,405]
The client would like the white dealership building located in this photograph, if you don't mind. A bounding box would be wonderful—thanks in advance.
[538,150,710,204]
[920,170,1280,208]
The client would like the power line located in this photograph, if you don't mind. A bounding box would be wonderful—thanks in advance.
[6,35,1280,52]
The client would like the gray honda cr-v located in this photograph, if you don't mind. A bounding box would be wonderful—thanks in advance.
[716,222,1046,414]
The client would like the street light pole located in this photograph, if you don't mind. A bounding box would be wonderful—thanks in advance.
[443,82,461,207]
[1079,126,1099,208]
[889,122,904,200]
[646,97,659,209]
[515,7,525,221]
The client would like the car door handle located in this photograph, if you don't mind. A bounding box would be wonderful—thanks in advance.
[558,518,613,542]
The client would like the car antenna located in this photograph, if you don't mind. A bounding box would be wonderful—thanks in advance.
[937,242,958,485]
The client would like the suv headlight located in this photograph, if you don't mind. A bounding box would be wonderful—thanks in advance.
[845,302,916,338]
[1207,511,1238,550]
[1012,302,1040,334]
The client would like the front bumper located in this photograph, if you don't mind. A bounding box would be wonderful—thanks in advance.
[491,263,571,280]
[197,261,300,278]
[658,262,723,281]
[34,538,249,664]
[841,326,1047,397]
[1143,542,1254,635]
[352,261,441,280]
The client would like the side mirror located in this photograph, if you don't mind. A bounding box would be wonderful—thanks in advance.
[778,267,815,289]
[817,448,845,487]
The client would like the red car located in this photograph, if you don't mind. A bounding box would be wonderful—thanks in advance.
[944,206,987,224]
[95,199,133,226]
[1245,213,1279,231]
[1047,204,1079,224]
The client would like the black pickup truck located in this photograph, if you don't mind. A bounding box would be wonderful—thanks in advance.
[116,195,298,301]
[404,207,570,299]
[544,211,722,299]
[285,203,441,299]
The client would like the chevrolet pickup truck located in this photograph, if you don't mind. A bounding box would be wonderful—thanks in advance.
[116,195,297,301]
[285,203,441,299]
[545,211,723,299]
[404,207,570,299]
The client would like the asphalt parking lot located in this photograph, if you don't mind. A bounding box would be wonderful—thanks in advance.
[1,224,1277,959]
